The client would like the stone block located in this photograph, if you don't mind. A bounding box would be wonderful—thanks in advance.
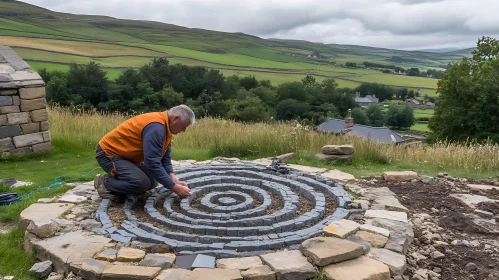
[0,115,6,125]
[0,137,14,151]
[300,237,363,266]
[21,98,47,111]
[382,171,418,182]
[360,224,390,237]
[10,70,42,81]
[321,169,356,182]
[24,230,41,255]
[365,210,408,223]
[323,256,390,280]
[355,231,388,248]
[321,145,354,155]
[315,153,352,163]
[154,269,190,280]
[20,87,46,100]
[19,203,75,232]
[21,122,40,134]
[10,147,31,157]
[323,219,360,239]
[371,218,414,244]
[33,231,111,274]
[40,121,50,131]
[42,131,50,142]
[0,105,20,114]
[374,196,408,212]
[241,265,276,280]
[139,253,176,269]
[27,219,58,238]
[29,260,53,279]
[0,125,21,138]
[13,132,44,148]
[0,74,12,82]
[101,265,162,280]
[384,233,410,255]
[261,250,318,280]
[116,247,146,262]
[12,95,19,106]
[0,96,12,106]
[183,268,242,280]
[367,248,406,276]
[0,89,17,95]
[70,258,111,280]
[7,112,30,125]
[216,256,263,270]
[31,109,48,122]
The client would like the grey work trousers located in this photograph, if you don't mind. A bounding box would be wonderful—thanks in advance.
[95,144,158,195]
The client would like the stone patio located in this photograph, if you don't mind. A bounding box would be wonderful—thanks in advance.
[16,158,418,280]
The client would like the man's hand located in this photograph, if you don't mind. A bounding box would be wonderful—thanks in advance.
[171,183,191,198]
[177,180,188,187]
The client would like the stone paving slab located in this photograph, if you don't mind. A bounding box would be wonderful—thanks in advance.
[321,169,356,182]
[19,203,75,232]
[359,224,390,237]
[364,210,408,223]
[139,253,176,269]
[300,237,363,266]
[373,196,408,212]
[260,250,318,280]
[370,218,414,244]
[183,268,243,280]
[323,256,390,280]
[355,231,388,248]
[100,265,162,280]
[323,219,360,239]
[367,248,406,276]
[382,171,418,182]
[70,258,111,280]
[116,248,146,262]
[241,265,276,280]
[33,231,110,274]
[216,256,263,270]
[154,268,190,280]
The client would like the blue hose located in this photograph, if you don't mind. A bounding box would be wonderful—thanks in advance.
[0,168,99,206]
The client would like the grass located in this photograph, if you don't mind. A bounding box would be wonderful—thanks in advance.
[410,123,431,132]
[349,73,438,89]
[0,107,498,278]
[26,61,125,80]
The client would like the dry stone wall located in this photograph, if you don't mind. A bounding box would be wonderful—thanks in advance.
[0,46,51,157]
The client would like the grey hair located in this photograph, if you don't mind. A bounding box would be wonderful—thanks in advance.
[169,105,195,125]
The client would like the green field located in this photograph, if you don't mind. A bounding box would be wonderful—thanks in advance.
[0,1,469,92]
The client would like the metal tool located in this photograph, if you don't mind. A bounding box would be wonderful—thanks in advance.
[266,152,295,174]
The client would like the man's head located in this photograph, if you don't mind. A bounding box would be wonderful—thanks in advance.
[168,105,195,134]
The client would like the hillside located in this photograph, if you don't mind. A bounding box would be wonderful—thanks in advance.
[0,0,473,94]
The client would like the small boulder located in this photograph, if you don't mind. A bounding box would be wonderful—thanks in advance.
[241,265,276,280]
[321,145,354,155]
[139,253,176,269]
[29,260,53,279]
[323,219,360,239]
[382,171,418,182]
[116,247,146,262]
[300,237,363,266]
[27,219,58,238]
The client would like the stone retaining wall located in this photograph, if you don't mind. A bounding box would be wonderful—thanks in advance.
[0,46,51,158]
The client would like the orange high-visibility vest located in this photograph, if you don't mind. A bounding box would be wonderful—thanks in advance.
[99,111,172,164]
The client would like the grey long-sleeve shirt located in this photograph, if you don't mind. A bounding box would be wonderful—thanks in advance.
[141,122,175,189]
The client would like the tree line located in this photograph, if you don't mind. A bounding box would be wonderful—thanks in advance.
[40,58,417,129]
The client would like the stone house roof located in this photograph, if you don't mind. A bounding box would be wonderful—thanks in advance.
[317,118,405,144]
[355,94,379,104]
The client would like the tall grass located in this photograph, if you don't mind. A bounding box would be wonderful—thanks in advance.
[49,107,499,175]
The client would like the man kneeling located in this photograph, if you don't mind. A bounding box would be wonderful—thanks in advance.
[94,105,194,200]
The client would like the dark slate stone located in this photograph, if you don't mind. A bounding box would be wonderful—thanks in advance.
[110,234,132,243]
[174,254,197,269]
[0,125,21,138]
[0,75,11,82]
[0,96,12,106]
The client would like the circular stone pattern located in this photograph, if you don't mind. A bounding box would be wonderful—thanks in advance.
[98,164,352,257]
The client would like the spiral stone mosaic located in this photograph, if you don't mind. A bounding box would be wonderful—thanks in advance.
[97,164,352,257]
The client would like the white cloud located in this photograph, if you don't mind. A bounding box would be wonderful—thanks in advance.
[21,0,499,49]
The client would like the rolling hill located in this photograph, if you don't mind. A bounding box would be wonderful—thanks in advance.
[0,0,473,95]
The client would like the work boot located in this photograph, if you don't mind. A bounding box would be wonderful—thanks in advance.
[94,174,118,200]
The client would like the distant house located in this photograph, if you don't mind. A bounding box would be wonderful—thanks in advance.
[407,99,420,107]
[318,112,405,144]
[355,93,379,107]
[425,102,435,109]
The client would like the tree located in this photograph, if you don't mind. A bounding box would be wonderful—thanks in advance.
[365,104,385,127]
[239,76,259,91]
[407,90,415,99]
[276,99,310,121]
[66,62,109,108]
[46,76,70,105]
[351,108,369,125]
[301,75,316,87]
[385,106,415,129]
[226,96,271,122]
[160,86,184,109]
[429,36,499,143]
[398,88,408,100]
[355,83,394,101]
[276,82,307,102]
[407,68,420,76]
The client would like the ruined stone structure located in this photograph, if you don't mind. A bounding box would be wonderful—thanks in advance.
[0,46,51,157]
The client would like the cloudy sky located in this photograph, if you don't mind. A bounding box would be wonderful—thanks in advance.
[22,0,499,50]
